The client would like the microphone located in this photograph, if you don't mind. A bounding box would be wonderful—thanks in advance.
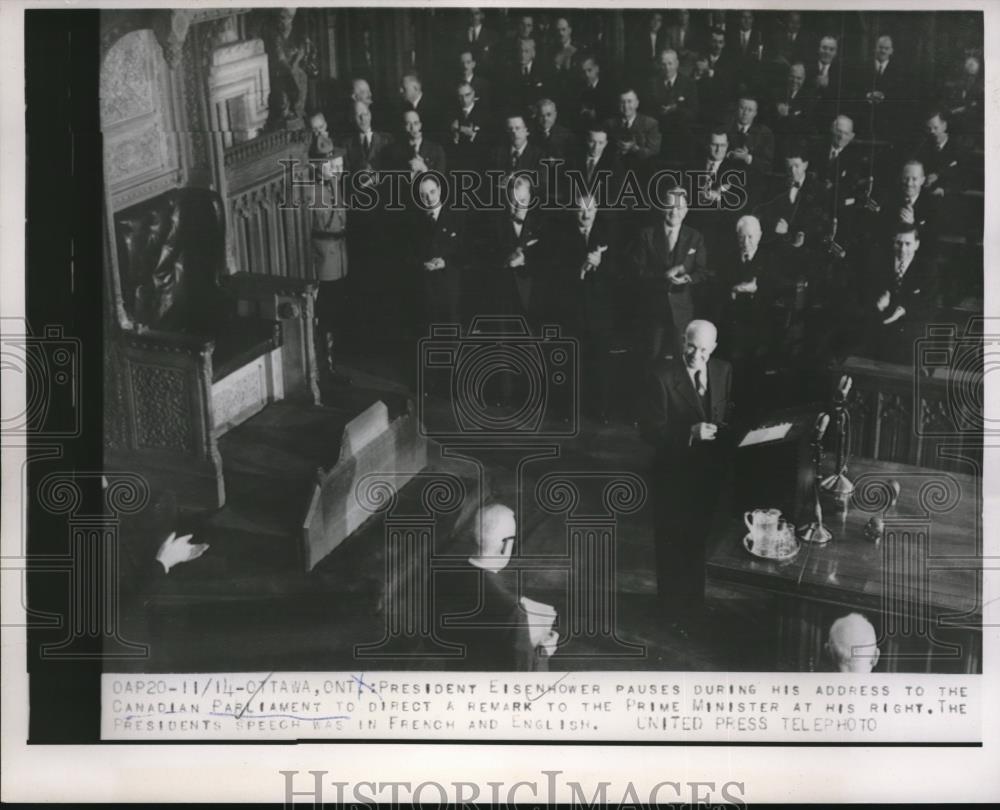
[814,412,831,442]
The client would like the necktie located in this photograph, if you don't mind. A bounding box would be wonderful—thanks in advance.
[586,157,596,180]
[695,369,706,397]
[412,142,420,159]
[667,228,677,255]
[510,149,519,171]
[742,252,750,264]
[523,65,529,77]
[362,133,371,159]
[829,147,838,161]
[895,260,905,280]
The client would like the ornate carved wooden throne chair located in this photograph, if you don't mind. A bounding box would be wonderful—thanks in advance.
[107,186,320,509]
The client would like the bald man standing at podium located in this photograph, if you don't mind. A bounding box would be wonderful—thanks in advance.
[641,320,735,631]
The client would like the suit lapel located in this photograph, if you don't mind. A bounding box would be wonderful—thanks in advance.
[671,362,704,420]
[707,360,725,423]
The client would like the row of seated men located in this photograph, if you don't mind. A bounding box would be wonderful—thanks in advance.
[308,102,958,419]
[329,9,984,165]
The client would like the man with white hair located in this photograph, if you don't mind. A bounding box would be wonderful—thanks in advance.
[437,503,559,671]
[720,215,770,410]
[826,613,880,673]
[641,319,734,630]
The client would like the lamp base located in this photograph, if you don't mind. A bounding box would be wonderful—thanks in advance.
[799,522,832,545]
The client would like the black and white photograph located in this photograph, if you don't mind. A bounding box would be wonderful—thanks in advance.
[2,0,998,804]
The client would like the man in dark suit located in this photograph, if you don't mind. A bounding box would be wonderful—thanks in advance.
[549,193,619,420]
[852,34,909,143]
[571,124,622,208]
[492,113,544,178]
[576,55,617,131]
[495,174,547,327]
[633,187,709,362]
[647,48,699,164]
[506,38,548,114]
[729,9,764,68]
[812,114,869,254]
[756,147,829,258]
[809,35,844,122]
[629,11,667,82]
[770,62,817,163]
[727,96,775,198]
[458,7,500,72]
[663,8,698,76]
[640,319,735,627]
[436,503,558,671]
[694,27,737,126]
[340,100,393,340]
[688,128,747,244]
[719,215,772,409]
[863,224,939,364]
[605,88,662,172]
[872,160,942,256]
[768,11,813,66]
[912,109,968,198]
[447,81,492,171]
[398,73,442,142]
[390,109,447,179]
[532,98,576,161]
[412,174,465,330]
[457,49,493,111]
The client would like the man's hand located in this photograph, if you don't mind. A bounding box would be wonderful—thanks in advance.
[660,103,678,114]
[539,630,559,657]
[876,290,891,312]
[586,249,604,268]
[732,278,758,295]
[775,217,789,235]
[690,422,718,442]
[507,248,525,268]
[816,72,830,88]
[409,156,429,174]
[866,90,885,104]
[423,257,445,271]
[776,101,790,118]
[882,305,906,324]
[791,231,806,248]
[730,146,751,163]
[156,531,209,574]
[899,205,915,224]
[617,139,637,155]
[666,264,690,284]
[931,186,945,197]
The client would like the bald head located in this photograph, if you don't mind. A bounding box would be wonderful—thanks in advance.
[827,613,879,673]
[469,504,516,571]
[351,78,372,105]
[682,320,718,370]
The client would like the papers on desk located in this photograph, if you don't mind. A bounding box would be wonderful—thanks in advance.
[520,596,557,646]
[738,421,793,447]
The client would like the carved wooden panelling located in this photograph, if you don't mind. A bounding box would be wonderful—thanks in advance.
[129,363,193,451]
[208,38,271,147]
[101,29,180,209]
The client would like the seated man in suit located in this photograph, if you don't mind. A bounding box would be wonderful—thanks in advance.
[633,186,708,362]
[605,87,662,173]
[911,109,967,198]
[436,503,559,672]
[663,8,698,77]
[863,223,938,364]
[458,7,499,71]
[532,97,576,162]
[640,319,735,630]
[768,10,813,67]
[825,613,879,673]
[727,96,775,199]
[647,48,699,164]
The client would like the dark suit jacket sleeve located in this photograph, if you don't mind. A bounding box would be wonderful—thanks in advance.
[640,364,690,453]
[685,228,709,284]
[634,116,662,160]
[633,228,662,281]
[750,127,774,176]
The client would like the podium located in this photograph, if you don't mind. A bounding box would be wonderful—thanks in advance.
[732,408,819,525]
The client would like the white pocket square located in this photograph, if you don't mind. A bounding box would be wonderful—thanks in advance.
[949,161,958,167]
[687,248,696,254]
[526,238,539,246]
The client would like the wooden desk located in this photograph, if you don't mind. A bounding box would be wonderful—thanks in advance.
[707,457,982,672]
